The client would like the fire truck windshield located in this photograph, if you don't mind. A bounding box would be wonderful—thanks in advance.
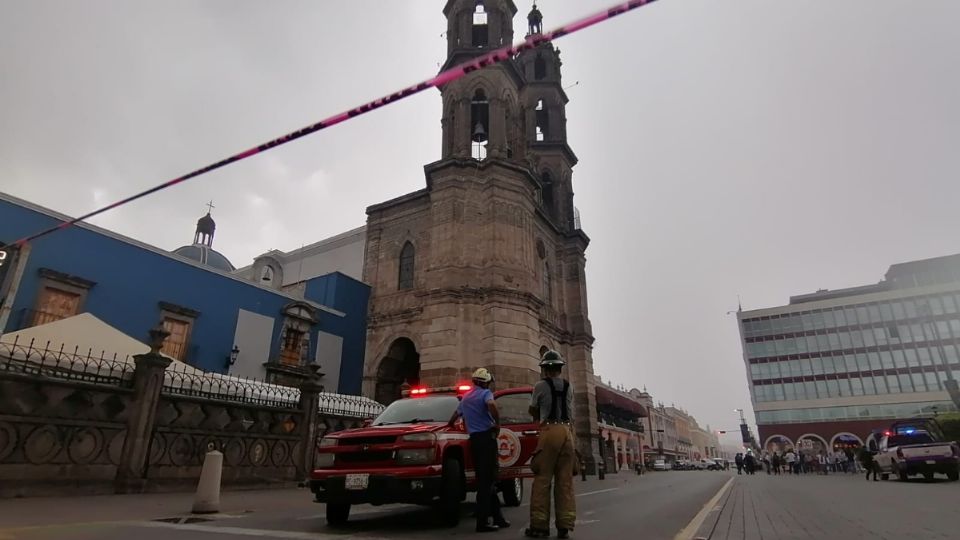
[373,395,459,426]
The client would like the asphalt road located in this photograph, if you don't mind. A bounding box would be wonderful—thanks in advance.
[0,471,731,540]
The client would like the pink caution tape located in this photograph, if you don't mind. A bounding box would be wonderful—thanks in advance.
[12,0,659,247]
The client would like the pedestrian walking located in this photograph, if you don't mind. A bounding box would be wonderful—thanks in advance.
[448,368,509,533]
[859,446,878,481]
[785,449,797,474]
[525,350,577,539]
[744,452,756,475]
[771,453,781,475]
[735,453,744,475]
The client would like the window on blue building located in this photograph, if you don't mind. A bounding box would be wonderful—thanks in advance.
[161,318,190,361]
[280,327,306,366]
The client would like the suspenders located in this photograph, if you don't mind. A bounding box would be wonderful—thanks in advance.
[544,378,570,422]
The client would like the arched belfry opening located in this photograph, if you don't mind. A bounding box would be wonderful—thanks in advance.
[471,89,490,160]
[472,1,489,47]
[535,99,549,141]
[375,338,421,405]
[534,55,547,80]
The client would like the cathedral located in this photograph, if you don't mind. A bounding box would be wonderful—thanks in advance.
[361,1,600,466]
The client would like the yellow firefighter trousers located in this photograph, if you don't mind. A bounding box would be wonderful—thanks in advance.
[530,424,576,531]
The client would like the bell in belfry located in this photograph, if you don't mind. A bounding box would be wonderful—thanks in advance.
[472,121,488,143]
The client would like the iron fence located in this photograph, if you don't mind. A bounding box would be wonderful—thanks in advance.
[318,392,385,419]
[162,361,301,409]
[0,336,135,386]
[0,336,385,419]
[161,361,385,419]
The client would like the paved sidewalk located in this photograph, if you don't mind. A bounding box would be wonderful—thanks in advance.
[0,486,312,529]
[694,472,960,539]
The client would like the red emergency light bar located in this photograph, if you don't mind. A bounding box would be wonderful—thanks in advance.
[402,384,473,397]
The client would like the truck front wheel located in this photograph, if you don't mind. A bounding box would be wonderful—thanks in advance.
[439,457,464,527]
[947,471,959,481]
[325,503,351,527]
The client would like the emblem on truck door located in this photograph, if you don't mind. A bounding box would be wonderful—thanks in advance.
[497,429,522,467]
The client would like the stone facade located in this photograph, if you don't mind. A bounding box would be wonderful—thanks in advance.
[362,1,600,469]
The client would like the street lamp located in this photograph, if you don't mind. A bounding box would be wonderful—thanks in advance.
[224,345,240,369]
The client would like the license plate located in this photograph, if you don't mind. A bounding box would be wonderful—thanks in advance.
[926,460,937,465]
[345,474,369,490]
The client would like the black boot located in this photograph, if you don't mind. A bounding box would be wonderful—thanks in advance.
[557,528,570,539]
[524,528,550,538]
[476,523,500,533]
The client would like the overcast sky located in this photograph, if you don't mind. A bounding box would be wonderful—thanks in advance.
[2,1,958,441]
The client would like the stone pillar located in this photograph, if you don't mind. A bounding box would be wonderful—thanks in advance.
[297,365,324,480]
[115,326,171,494]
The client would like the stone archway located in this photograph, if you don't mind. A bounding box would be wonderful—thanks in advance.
[796,433,829,457]
[764,435,794,454]
[374,338,421,406]
[830,432,863,452]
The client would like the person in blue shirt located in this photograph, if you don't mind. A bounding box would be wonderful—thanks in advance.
[448,368,508,533]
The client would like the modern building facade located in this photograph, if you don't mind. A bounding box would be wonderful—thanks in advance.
[739,253,960,454]
[0,193,370,394]
[359,2,600,467]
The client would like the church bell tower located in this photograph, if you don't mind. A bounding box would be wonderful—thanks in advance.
[362,1,600,471]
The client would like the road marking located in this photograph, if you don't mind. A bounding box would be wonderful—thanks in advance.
[674,476,734,540]
[520,486,620,507]
[136,520,391,539]
[577,488,619,497]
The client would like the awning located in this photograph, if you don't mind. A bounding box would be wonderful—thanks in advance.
[595,385,645,416]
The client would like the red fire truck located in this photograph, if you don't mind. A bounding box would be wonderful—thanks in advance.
[309,384,539,526]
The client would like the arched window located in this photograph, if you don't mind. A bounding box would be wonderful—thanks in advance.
[398,242,415,290]
[473,1,489,47]
[260,265,274,284]
[471,89,489,160]
[534,55,547,80]
[541,171,555,216]
[542,261,552,305]
[535,99,548,141]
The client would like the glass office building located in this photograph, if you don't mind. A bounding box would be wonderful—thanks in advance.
[738,254,960,453]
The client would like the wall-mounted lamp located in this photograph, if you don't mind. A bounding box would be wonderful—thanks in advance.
[224,345,240,369]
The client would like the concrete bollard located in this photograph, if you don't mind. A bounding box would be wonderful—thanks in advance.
[192,450,223,514]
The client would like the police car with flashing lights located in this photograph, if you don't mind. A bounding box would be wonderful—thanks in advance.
[309,383,539,527]
[873,419,960,482]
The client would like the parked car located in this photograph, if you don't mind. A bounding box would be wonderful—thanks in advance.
[309,384,538,526]
[653,459,669,471]
[703,459,722,471]
[873,419,959,482]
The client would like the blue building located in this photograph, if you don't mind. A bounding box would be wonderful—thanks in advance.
[0,193,369,394]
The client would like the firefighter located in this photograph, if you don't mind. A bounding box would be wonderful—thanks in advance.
[525,350,576,539]
[448,368,509,532]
